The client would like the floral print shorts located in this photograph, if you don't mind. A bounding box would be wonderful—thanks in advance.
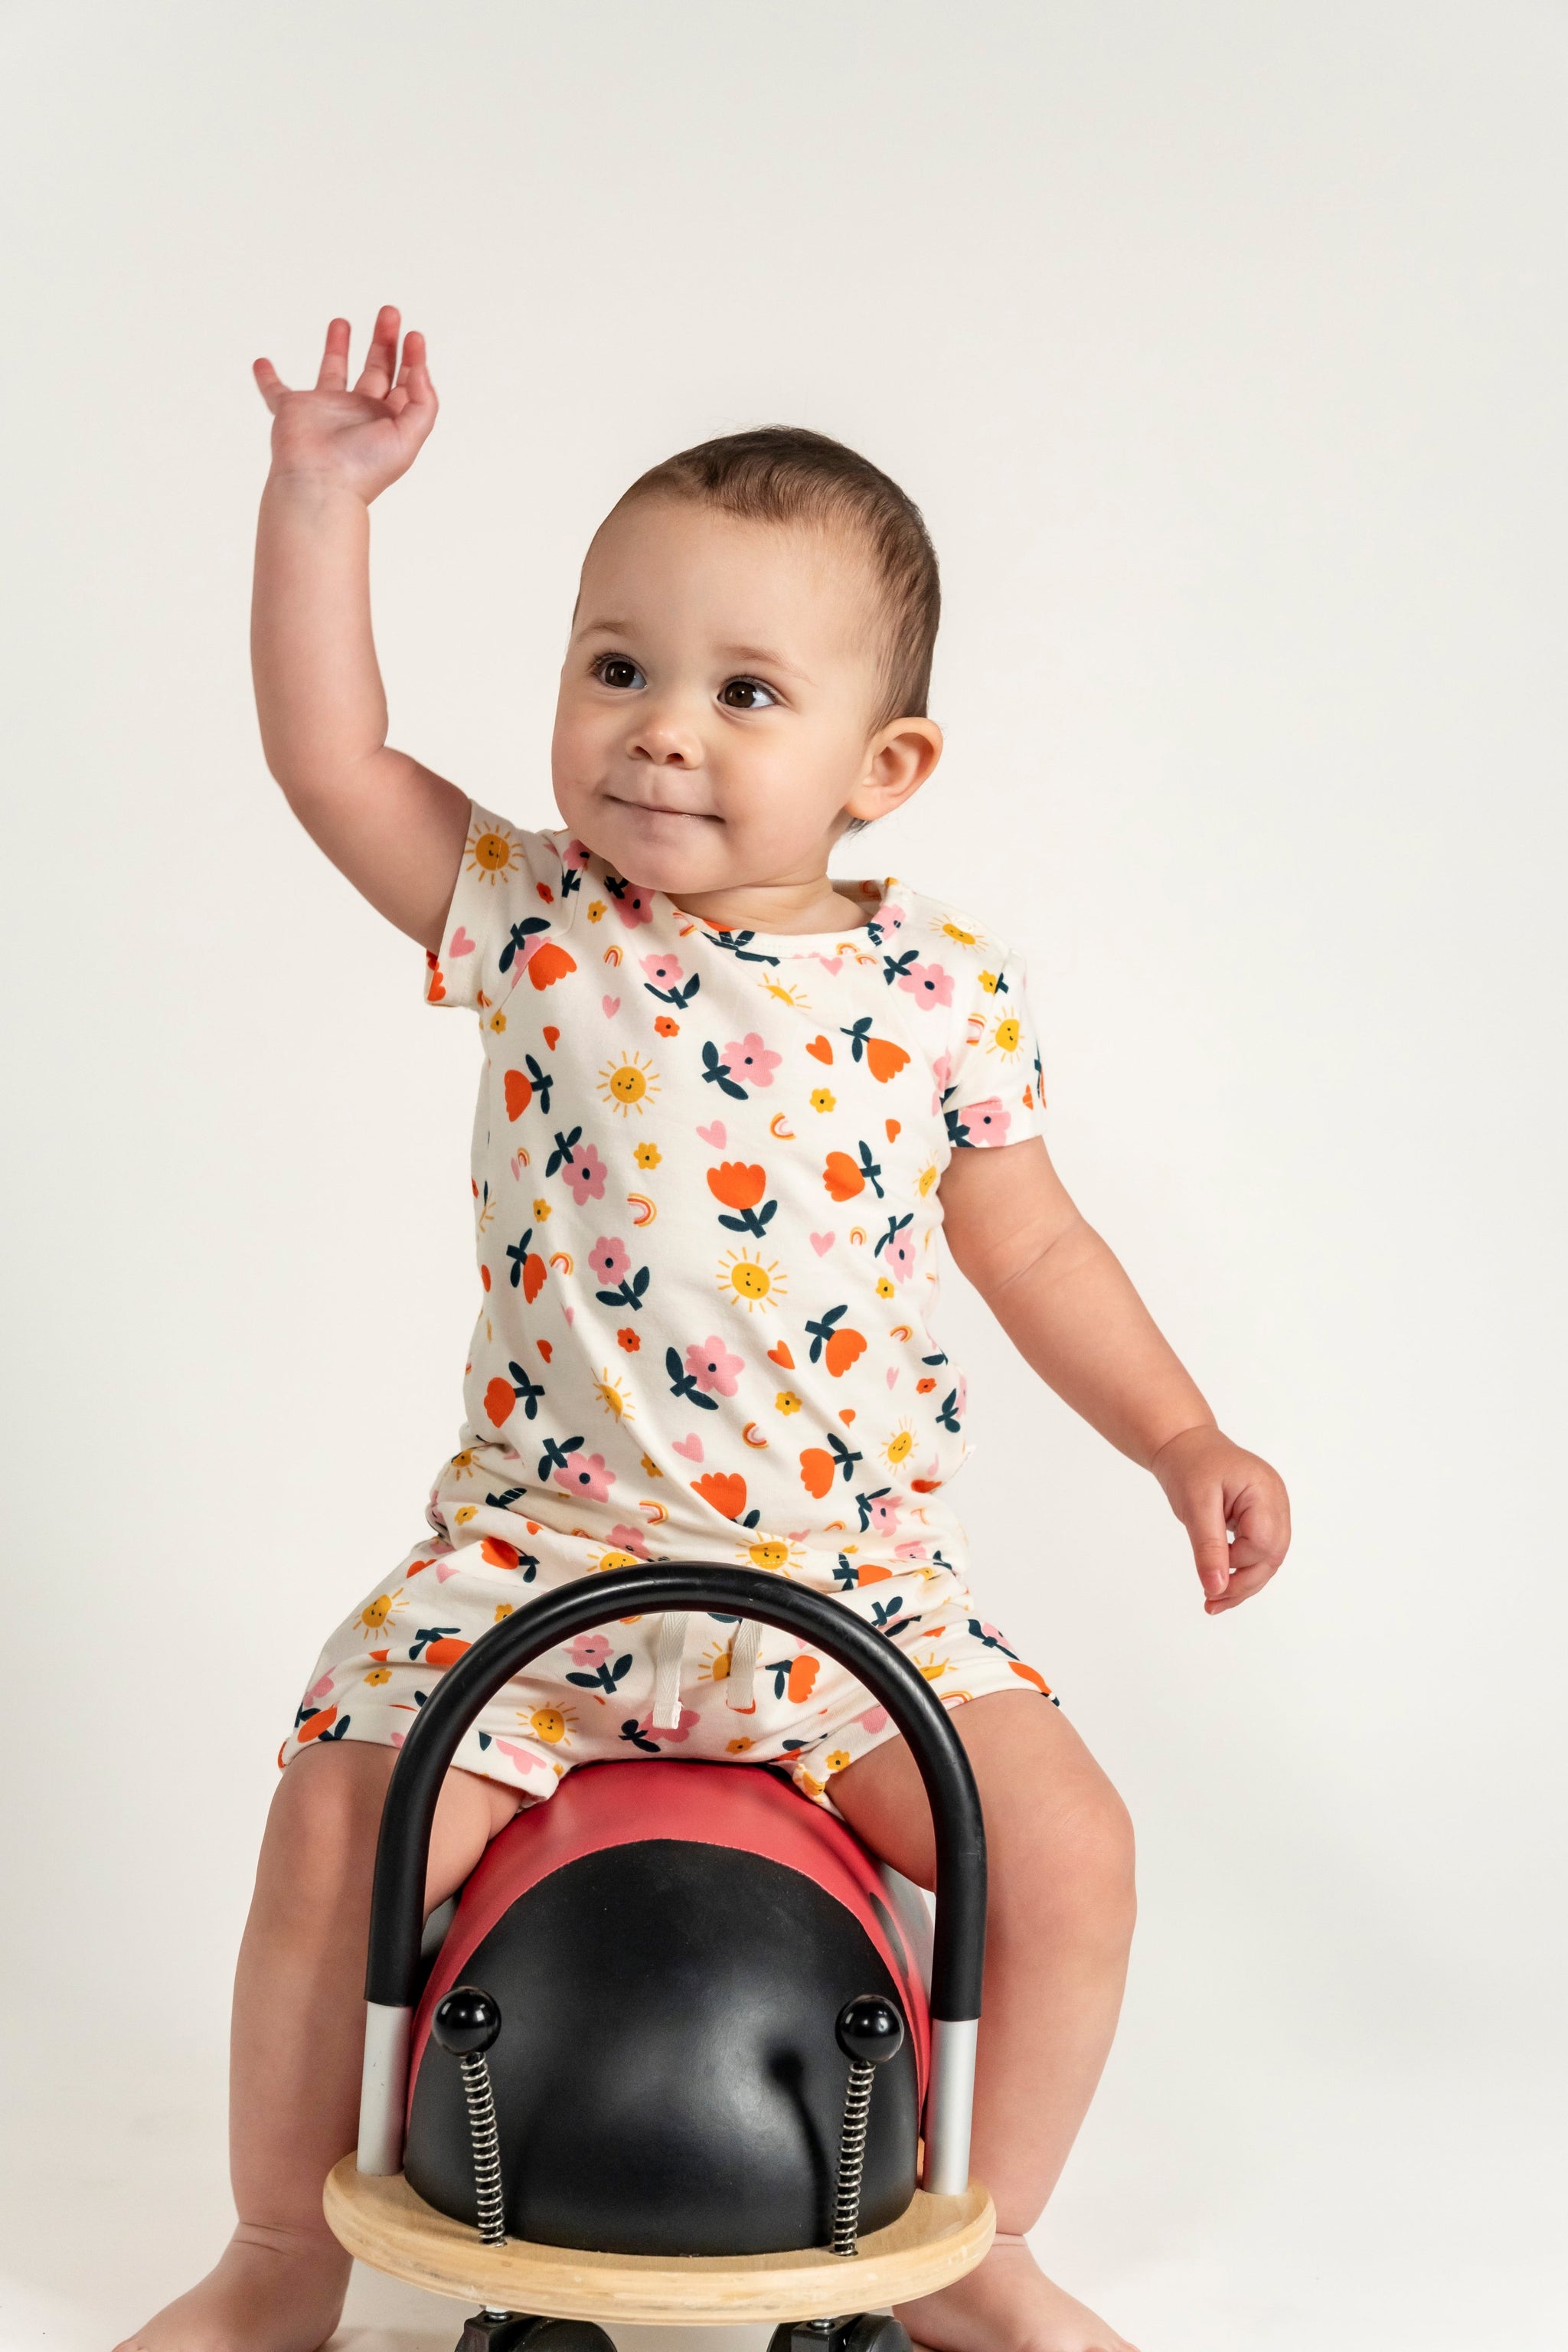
[280,1535,1058,1815]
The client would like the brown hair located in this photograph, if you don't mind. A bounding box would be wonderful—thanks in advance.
[613,425,941,733]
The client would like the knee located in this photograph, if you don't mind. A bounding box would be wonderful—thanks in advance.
[992,1773,1137,1950]
[260,1746,389,1922]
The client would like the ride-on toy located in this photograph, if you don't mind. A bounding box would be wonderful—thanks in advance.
[325,1563,995,2352]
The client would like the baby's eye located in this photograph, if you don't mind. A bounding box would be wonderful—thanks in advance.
[718,676,778,710]
[593,655,645,691]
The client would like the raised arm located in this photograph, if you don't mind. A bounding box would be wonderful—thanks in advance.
[939,1136,1291,1613]
[251,307,468,951]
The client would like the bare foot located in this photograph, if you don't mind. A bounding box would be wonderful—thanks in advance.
[113,2226,351,2352]
[896,2233,1140,2352]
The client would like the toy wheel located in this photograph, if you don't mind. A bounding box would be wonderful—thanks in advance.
[841,2320,913,2352]
[457,2317,618,2352]
[767,2319,913,2352]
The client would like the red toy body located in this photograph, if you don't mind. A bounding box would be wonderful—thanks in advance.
[413,1759,932,2103]
[404,1759,931,2255]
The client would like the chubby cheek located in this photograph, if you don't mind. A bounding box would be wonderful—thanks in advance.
[550,704,609,810]
[710,738,854,859]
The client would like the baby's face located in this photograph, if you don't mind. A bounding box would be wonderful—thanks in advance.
[552,498,929,896]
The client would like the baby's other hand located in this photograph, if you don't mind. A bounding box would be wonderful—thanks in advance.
[253,305,436,503]
[1150,1426,1290,1613]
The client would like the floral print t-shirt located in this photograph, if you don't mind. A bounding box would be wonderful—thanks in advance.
[418,803,1045,1592]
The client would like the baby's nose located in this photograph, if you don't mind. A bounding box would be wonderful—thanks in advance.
[628,707,702,766]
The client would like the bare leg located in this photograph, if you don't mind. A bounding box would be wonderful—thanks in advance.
[829,1690,1140,2352]
[116,1740,521,2352]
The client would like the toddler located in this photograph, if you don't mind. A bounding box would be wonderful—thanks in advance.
[121,307,1289,2352]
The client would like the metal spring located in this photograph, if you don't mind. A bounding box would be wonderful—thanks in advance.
[830,2058,876,2256]
[459,2050,507,2246]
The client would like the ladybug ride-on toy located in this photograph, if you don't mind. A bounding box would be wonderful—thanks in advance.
[324,1563,995,2352]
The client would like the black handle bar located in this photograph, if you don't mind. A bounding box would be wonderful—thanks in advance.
[364,1562,987,2023]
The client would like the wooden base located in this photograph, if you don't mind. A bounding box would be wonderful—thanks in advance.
[325,2159,995,2324]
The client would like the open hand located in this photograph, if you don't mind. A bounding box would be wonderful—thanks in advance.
[1151,1426,1291,1613]
[253,305,436,503]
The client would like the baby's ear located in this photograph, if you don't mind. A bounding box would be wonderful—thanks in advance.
[850,715,943,825]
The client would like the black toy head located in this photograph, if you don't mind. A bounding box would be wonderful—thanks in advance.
[403,1758,929,2256]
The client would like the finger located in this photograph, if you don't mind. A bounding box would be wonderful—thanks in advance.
[1179,1488,1233,1602]
[393,326,428,390]
[252,356,289,412]
[1229,1482,1292,1573]
[315,316,352,391]
[1204,1557,1279,1612]
[390,334,439,443]
[355,303,402,400]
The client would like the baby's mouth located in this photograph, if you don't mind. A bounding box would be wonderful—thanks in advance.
[609,795,718,823]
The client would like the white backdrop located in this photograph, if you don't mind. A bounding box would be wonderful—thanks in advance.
[2,5,1563,2347]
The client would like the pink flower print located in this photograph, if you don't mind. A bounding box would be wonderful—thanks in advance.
[615,884,656,929]
[570,1633,612,1670]
[565,1142,609,1204]
[857,1704,890,1735]
[564,837,590,872]
[505,933,541,987]
[957,1098,1011,1148]
[899,959,954,1011]
[641,951,684,987]
[495,1738,557,1785]
[685,1336,744,1397]
[885,1228,917,1284]
[588,1235,631,1285]
[721,1032,782,1088]
[554,1450,616,1502]
[862,1494,902,1539]
[609,1522,652,1559]
[930,1050,953,1117]
[638,1700,701,1743]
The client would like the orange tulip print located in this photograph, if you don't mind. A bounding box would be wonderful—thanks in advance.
[707,1161,767,1212]
[799,1447,835,1498]
[864,1035,910,1083]
[525,942,577,990]
[823,1325,867,1376]
[822,1151,864,1201]
[691,1470,749,1521]
[422,1637,472,1669]
[484,1377,516,1427]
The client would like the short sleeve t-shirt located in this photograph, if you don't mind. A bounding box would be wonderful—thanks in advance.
[420,802,1045,1588]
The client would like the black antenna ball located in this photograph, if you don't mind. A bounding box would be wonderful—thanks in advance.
[835,1994,904,2066]
[433,1984,503,2057]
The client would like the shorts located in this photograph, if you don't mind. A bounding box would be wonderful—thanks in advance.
[279,1534,1058,1814]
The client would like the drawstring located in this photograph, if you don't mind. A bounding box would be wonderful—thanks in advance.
[652,1610,688,1728]
[727,1616,762,1712]
[650,1612,761,1728]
